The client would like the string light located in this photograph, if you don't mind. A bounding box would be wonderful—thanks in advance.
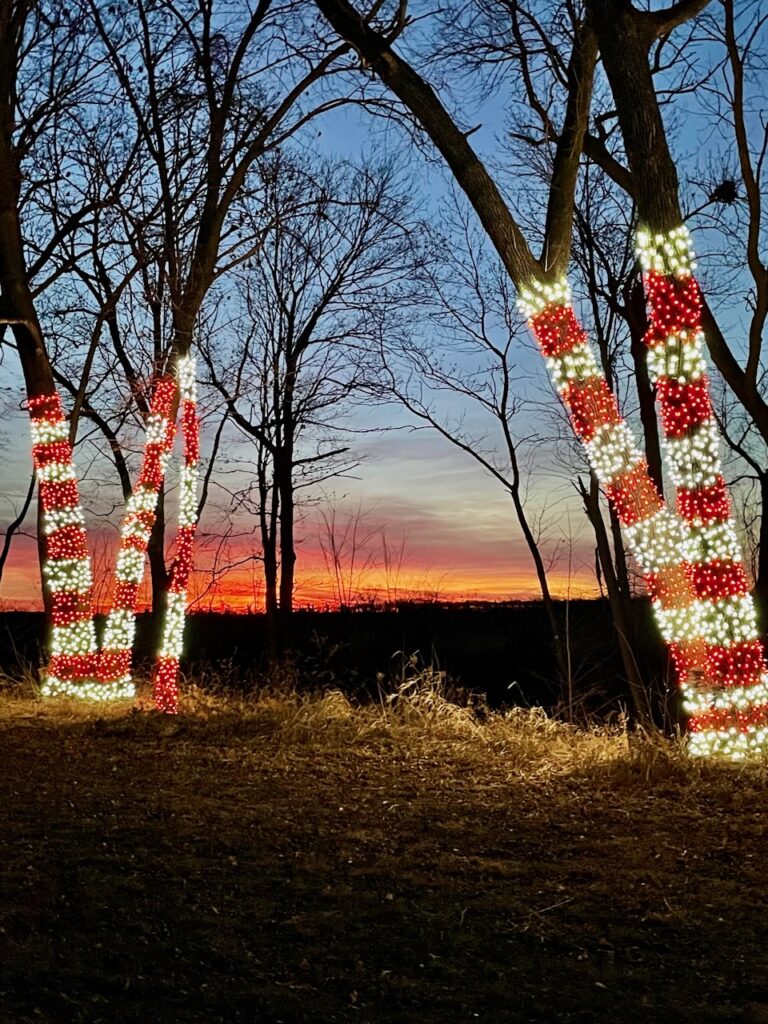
[152,355,200,714]
[29,358,201,711]
[518,274,768,759]
[637,224,768,756]
[519,281,704,678]
[99,376,177,690]
[29,392,132,700]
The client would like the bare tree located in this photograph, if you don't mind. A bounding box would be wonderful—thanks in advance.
[377,199,572,683]
[312,0,700,722]
[204,155,420,654]
[0,474,34,584]
[0,1,140,612]
[0,0,367,666]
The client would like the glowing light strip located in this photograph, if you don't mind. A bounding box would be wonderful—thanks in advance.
[546,342,600,389]
[28,392,101,695]
[663,421,722,490]
[99,376,178,689]
[43,557,92,593]
[31,418,69,445]
[655,593,757,646]
[41,677,135,700]
[623,510,688,574]
[518,280,703,692]
[646,330,706,383]
[584,421,645,483]
[688,727,768,760]
[636,225,697,275]
[637,224,768,755]
[683,677,768,715]
[152,355,200,714]
[681,521,742,564]
[37,462,77,482]
[518,279,572,318]
[43,506,87,533]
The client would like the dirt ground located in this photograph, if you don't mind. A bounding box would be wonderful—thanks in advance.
[1,695,767,1024]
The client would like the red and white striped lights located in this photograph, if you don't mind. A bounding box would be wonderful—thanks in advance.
[152,354,200,714]
[518,280,718,749]
[98,376,177,691]
[637,225,768,758]
[29,392,130,700]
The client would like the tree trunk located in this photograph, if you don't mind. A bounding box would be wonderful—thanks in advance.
[276,448,295,624]
[624,272,664,496]
[0,51,58,617]
[277,353,298,645]
[755,471,768,632]
[579,474,653,726]
[508,488,569,686]
[587,0,683,234]
[263,541,279,659]
[148,485,169,631]
[607,502,631,600]
[263,513,279,661]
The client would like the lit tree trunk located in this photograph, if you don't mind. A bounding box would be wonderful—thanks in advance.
[151,355,199,713]
[313,0,734,752]
[588,0,768,755]
[0,3,98,686]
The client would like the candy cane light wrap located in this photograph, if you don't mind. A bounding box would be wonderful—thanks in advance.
[636,226,768,758]
[518,282,710,733]
[151,355,200,713]
[98,375,177,690]
[29,392,131,700]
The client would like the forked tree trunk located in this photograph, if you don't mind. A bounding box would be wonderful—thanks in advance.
[586,0,685,234]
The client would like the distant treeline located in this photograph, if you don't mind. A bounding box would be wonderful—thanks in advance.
[0,599,672,720]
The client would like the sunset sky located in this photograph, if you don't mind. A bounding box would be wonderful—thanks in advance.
[0,386,601,611]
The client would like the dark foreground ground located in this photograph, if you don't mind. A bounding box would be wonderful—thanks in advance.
[1,693,767,1024]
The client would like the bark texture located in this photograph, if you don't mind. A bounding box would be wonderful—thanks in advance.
[587,0,684,233]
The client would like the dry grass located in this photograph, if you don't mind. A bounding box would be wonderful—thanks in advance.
[0,664,755,791]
